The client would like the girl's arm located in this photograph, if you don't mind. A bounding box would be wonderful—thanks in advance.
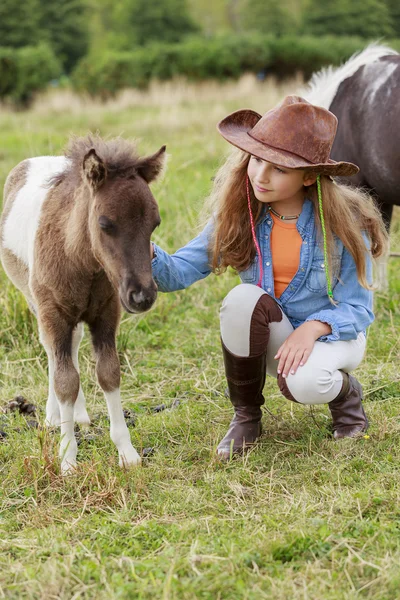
[304,235,374,341]
[151,221,214,292]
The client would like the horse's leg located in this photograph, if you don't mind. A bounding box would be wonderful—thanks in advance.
[71,323,91,425]
[39,327,61,427]
[88,298,141,468]
[376,202,392,291]
[39,312,80,474]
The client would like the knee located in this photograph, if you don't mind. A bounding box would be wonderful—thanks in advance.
[280,365,342,405]
[96,348,120,392]
[220,284,281,356]
[54,361,80,403]
[221,284,265,318]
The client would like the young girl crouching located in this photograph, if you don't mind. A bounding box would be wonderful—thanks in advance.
[151,95,388,459]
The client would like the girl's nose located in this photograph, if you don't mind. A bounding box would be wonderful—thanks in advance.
[258,163,271,181]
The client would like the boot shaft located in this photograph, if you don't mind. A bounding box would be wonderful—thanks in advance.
[222,341,267,408]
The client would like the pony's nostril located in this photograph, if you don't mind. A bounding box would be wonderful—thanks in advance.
[130,290,146,305]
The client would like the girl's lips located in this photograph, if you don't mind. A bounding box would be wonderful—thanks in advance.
[256,185,271,193]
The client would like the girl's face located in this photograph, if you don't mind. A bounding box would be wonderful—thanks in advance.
[247,156,316,204]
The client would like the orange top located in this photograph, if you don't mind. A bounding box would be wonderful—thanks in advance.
[270,213,302,298]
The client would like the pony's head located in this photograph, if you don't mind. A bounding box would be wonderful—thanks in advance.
[83,144,165,314]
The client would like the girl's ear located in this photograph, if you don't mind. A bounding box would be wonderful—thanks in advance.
[304,173,317,187]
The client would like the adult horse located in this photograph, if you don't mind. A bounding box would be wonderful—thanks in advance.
[0,135,165,474]
[303,44,399,288]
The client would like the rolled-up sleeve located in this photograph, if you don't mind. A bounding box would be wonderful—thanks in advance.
[151,221,214,292]
[305,238,374,342]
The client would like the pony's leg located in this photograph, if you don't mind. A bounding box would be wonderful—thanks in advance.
[39,327,61,427]
[71,323,90,425]
[375,202,392,291]
[376,249,389,291]
[39,313,80,475]
[88,298,141,468]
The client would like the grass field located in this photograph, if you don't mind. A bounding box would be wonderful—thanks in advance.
[0,75,399,600]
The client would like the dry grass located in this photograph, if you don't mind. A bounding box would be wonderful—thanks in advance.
[18,73,304,114]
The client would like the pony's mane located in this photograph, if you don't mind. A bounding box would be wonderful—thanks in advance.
[50,134,141,187]
[302,43,399,109]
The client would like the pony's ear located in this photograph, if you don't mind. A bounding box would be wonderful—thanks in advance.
[136,145,166,183]
[83,149,107,190]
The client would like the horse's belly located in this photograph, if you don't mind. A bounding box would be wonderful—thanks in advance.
[2,156,68,273]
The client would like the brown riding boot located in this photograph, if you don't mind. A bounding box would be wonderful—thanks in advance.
[328,372,369,439]
[217,342,267,460]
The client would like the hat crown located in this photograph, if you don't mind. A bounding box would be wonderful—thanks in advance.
[249,95,338,165]
[216,94,359,177]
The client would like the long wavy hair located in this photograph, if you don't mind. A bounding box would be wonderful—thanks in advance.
[204,149,388,290]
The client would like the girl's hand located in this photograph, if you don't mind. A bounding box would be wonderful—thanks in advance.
[274,321,331,378]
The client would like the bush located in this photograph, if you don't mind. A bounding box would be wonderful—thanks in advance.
[304,0,394,38]
[0,43,62,107]
[71,34,400,98]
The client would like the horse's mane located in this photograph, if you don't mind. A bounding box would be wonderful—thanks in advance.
[49,134,141,187]
[302,43,399,109]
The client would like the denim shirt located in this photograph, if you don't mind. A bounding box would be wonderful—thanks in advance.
[151,199,374,342]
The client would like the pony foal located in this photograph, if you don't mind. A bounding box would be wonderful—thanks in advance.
[0,135,165,474]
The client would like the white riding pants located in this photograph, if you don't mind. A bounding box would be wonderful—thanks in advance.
[220,284,366,405]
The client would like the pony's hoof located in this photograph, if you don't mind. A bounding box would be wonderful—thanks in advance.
[118,447,141,468]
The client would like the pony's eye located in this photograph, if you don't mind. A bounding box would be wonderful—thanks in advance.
[98,216,115,233]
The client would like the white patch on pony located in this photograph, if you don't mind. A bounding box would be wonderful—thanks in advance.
[59,401,77,475]
[2,156,69,270]
[364,61,398,104]
[71,323,91,425]
[104,389,141,468]
[302,43,398,109]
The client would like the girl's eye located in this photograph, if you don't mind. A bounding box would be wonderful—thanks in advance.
[274,166,286,173]
[251,155,262,163]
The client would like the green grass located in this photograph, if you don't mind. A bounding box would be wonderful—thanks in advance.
[0,81,399,599]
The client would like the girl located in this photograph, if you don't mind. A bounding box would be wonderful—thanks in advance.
[151,95,388,460]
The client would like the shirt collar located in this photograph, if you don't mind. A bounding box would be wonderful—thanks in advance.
[259,198,314,233]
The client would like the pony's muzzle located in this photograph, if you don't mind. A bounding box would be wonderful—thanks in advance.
[120,281,157,314]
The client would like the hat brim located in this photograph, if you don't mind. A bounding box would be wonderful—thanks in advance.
[217,110,359,178]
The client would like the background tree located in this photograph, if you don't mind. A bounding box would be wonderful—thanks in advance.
[0,0,42,47]
[304,0,394,38]
[38,0,89,73]
[384,0,400,36]
[239,0,300,36]
[118,0,199,47]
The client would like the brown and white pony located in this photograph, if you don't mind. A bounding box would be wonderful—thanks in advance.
[303,43,399,289]
[0,135,165,474]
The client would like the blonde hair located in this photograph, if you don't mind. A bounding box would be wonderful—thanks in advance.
[204,148,389,290]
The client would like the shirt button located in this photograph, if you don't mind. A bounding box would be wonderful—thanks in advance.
[266,262,270,266]
[267,287,271,292]
[303,241,308,245]
[301,267,305,272]
[321,263,325,268]
[267,220,272,225]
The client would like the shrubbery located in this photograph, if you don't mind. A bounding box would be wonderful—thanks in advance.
[71,34,400,98]
[0,43,61,107]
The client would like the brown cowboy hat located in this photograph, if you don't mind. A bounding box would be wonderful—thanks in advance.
[217,95,359,177]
